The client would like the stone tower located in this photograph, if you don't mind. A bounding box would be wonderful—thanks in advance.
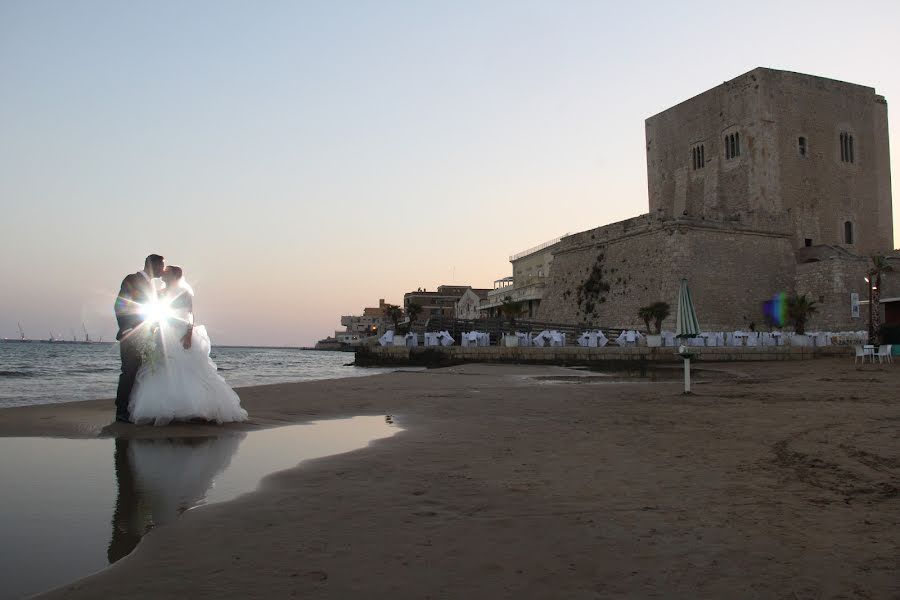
[645,68,893,256]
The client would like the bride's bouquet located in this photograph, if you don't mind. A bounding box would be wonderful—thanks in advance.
[135,326,163,371]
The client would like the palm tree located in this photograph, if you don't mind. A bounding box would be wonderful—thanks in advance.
[637,302,671,334]
[406,302,423,325]
[383,304,403,332]
[867,255,894,344]
[786,294,818,336]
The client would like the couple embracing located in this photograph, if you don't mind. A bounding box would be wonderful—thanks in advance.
[114,254,248,426]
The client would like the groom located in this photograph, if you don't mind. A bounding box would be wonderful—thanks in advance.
[113,254,165,423]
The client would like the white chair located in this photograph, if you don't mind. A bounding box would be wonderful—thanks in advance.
[854,345,869,364]
[438,331,454,346]
[745,333,758,347]
[876,345,893,364]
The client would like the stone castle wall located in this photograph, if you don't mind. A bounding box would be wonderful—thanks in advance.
[538,218,795,332]
[762,69,893,255]
[645,67,893,255]
[794,254,870,332]
[532,69,894,334]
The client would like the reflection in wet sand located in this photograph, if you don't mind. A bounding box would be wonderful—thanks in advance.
[108,434,245,563]
[0,416,398,600]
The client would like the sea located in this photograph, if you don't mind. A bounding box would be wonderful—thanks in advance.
[0,342,392,408]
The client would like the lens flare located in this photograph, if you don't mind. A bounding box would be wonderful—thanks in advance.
[139,297,174,323]
[762,292,787,327]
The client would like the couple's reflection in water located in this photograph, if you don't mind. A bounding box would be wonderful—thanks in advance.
[108,432,245,563]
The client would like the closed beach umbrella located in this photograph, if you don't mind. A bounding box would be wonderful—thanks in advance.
[675,278,700,394]
[675,278,700,338]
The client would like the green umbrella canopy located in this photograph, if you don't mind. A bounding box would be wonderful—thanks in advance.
[675,278,700,338]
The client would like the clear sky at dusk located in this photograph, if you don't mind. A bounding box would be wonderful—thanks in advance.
[2,0,898,346]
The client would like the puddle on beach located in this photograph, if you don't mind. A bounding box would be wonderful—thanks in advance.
[0,416,399,600]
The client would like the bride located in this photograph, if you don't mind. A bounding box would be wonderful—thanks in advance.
[129,266,248,426]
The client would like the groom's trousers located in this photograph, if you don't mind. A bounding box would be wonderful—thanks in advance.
[115,336,142,418]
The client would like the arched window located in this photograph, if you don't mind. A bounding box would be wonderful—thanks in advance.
[691,144,705,170]
[844,221,854,244]
[724,135,730,159]
[734,132,740,156]
[840,132,855,163]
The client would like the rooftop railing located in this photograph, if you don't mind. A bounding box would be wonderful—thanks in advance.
[509,233,570,262]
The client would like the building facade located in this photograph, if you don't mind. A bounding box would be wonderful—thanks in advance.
[480,236,564,318]
[538,68,894,332]
[404,285,477,320]
[455,287,491,320]
[339,299,392,341]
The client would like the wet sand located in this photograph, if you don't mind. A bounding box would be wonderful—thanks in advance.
[1,359,898,599]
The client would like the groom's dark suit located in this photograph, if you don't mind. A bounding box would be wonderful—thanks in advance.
[114,272,156,419]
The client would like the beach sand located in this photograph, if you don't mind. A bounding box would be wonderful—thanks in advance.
[1,359,897,599]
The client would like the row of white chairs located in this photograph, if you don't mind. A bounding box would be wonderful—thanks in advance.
[854,345,894,364]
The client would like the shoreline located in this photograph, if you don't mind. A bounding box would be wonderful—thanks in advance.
[1,359,897,598]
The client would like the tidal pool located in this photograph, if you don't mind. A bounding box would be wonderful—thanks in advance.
[0,416,399,600]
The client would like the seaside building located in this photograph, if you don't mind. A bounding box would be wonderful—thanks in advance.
[480,236,564,319]
[319,299,395,348]
[403,285,477,319]
[340,299,391,338]
[454,287,491,320]
[532,68,895,332]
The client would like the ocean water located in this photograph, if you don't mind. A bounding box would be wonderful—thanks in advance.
[0,343,388,408]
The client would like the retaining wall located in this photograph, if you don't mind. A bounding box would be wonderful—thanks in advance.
[355,345,851,368]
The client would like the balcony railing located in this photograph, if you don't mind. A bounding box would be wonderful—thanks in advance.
[482,278,547,307]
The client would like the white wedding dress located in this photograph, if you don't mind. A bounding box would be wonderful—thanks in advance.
[129,285,248,426]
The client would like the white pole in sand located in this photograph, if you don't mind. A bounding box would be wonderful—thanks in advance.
[678,344,692,394]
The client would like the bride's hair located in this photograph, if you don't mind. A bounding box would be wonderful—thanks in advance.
[166,266,183,280]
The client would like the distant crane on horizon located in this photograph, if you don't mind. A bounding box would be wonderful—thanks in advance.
[18,322,25,341]
[82,322,91,344]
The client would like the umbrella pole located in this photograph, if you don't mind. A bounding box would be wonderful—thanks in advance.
[683,357,691,394]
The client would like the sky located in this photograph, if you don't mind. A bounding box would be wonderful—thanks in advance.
[1,0,899,346]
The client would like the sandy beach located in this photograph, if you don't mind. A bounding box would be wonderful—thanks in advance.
[1,359,898,599]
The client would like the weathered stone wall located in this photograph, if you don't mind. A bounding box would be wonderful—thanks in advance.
[537,219,796,332]
[761,69,894,255]
[795,253,871,331]
[646,67,893,254]
[645,69,783,227]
